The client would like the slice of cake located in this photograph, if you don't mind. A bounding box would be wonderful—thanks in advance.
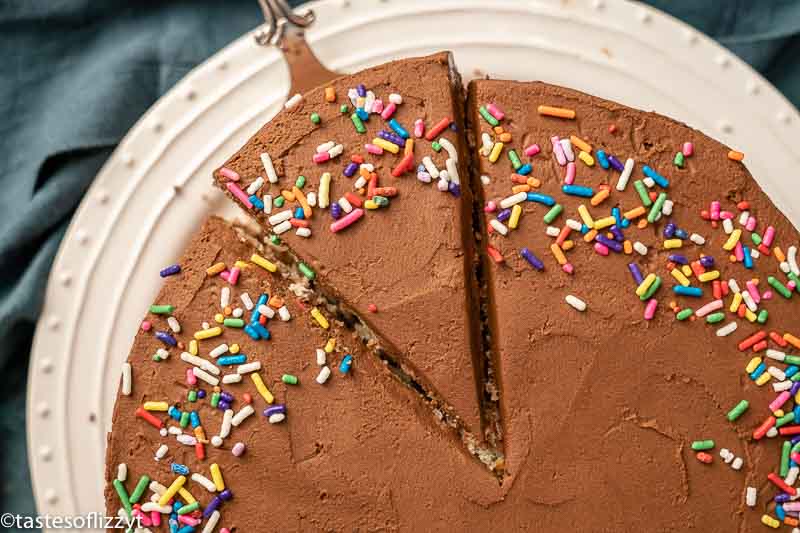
[212,53,486,437]
[467,79,800,530]
[104,216,496,531]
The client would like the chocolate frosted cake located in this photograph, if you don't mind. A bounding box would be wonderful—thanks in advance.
[106,52,800,532]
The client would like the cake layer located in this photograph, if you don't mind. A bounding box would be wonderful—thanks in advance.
[467,79,800,531]
[104,217,496,532]
[213,53,485,436]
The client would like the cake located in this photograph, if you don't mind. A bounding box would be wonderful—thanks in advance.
[106,52,800,531]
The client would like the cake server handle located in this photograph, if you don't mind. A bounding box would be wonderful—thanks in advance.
[254,0,340,96]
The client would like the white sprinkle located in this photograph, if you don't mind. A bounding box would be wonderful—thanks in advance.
[751,249,760,260]
[284,93,303,109]
[263,194,273,214]
[278,306,291,321]
[221,374,242,384]
[316,366,332,384]
[191,473,217,493]
[616,158,635,191]
[545,226,561,237]
[220,409,234,438]
[156,348,169,360]
[232,307,243,318]
[347,88,358,106]
[220,286,230,308]
[565,295,587,312]
[489,219,508,236]
[211,436,223,448]
[715,322,738,337]
[202,510,221,533]
[168,426,182,436]
[201,321,210,330]
[240,293,254,311]
[246,177,264,196]
[499,191,528,209]
[566,218,583,231]
[422,156,440,179]
[231,404,255,427]
[438,138,458,162]
[633,241,648,256]
[480,133,493,156]
[155,444,168,460]
[268,210,293,226]
[767,426,779,438]
[273,220,292,235]
[177,434,197,446]
[722,218,734,234]
[258,304,275,319]
[159,428,168,437]
[338,196,353,214]
[296,227,312,238]
[167,316,181,333]
[209,344,229,358]
[662,199,674,216]
[364,91,375,113]
[117,463,127,482]
[192,367,219,386]
[723,451,734,464]
[787,466,800,486]
[360,163,374,172]
[728,279,741,293]
[306,192,317,207]
[789,246,799,275]
[768,366,786,381]
[417,171,432,183]
[767,349,787,362]
[773,380,793,392]
[237,361,261,375]
[642,177,655,188]
[141,502,171,514]
[739,211,750,225]
[782,261,792,274]
[353,176,367,189]
[690,233,705,245]
[121,363,132,396]
[559,138,575,162]
[268,413,286,424]
[149,481,167,495]
[445,158,459,184]
[260,153,279,183]
[316,348,326,366]
[719,448,730,459]
[480,175,491,186]
[328,144,344,159]
[388,93,403,105]
[181,352,219,375]
[732,457,743,470]
[741,290,758,312]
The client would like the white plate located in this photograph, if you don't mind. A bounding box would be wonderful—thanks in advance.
[27,0,800,526]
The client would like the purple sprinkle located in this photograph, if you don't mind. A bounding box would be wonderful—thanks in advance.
[609,225,625,242]
[699,255,715,268]
[197,390,206,399]
[378,130,405,147]
[663,222,676,238]
[628,263,644,285]
[356,84,366,97]
[792,382,800,396]
[343,162,358,177]
[668,254,688,265]
[264,404,287,417]
[448,182,461,197]
[791,435,800,445]
[596,234,623,253]
[220,489,233,501]
[776,493,792,503]
[520,248,544,271]
[203,496,222,518]
[220,391,234,403]
[449,122,458,131]
[607,155,624,172]
[330,203,342,220]
[160,264,181,277]
[155,331,177,346]
[217,399,231,411]
[496,208,512,222]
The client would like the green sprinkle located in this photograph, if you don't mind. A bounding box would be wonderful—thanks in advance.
[282,374,299,385]
[188,390,197,402]
[274,196,285,208]
[128,475,150,504]
[768,276,793,299]
[508,149,522,170]
[373,195,389,207]
[350,113,366,134]
[757,309,769,324]
[478,106,499,126]
[179,411,190,428]
[751,232,762,246]
[647,192,667,223]
[298,262,315,280]
[177,501,200,515]
[152,351,163,362]
[431,141,442,152]
[792,372,800,382]
[543,204,563,224]
[149,304,174,315]
[690,440,714,451]
[705,312,725,324]
[295,175,306,189]
[310,112,321,124]
[676,308,694,321]
[786,355,800,366]
[782,441,792,476]
[777,412,796,429]
[339,104,348,113]
[210,392,220,408]
[113,479,133,517]
[792,441,800,455]
[633,180,652,206]
[726,399,749,421]
[640,275,662,300]
[269,234,282,245]
[223,318,245,328]
[673,152,684,168]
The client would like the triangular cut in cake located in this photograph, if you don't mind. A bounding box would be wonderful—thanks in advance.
[212,53,489,441]
[104,216,497,532]
[467,79,800,530]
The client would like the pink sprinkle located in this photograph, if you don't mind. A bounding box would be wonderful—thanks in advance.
[524,144,541,157]
[550,136,567,166]
[228,266,241,285]
[789,281,798,291]
[486,103,505,121]
[413,119,425,138]
[141,321,152,332]
[219,270,230,282]
[594,242,609,256]
[365,143,383,155]
[710,201,721,221]
[682,142,694,157]
[372,99,384,114]
[150,511,161,527]
[221,529,231,533]
[381,102,396,120]
[746,280,761,304]
[564,161,576,185]
[186,368,197,386]
[178,515,200,527]
[644,298,658,320]
[313,152,330,164]
[764,226,776,247]
[484,201,497,213]
[734,241,744,262]
[745,215,757,232]
[218,167,240,181]
[226,182,253,209]
[770,391,792,412]
[562,263,574,275]
[330,208,365,233]
[763,290,773,300]
[720,211,734,220]
[695,299,723,317]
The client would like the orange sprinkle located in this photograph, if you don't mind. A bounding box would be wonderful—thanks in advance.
[583,229,598,243]
[499,132,512,143]
[624,206,647,220]
[561,240,575,251]
[512,185,531,194]
[293,186,312,218]
[324,87,336,103]
[493,126,504,135]
[351,154,364,164]
[637,219,648,229]
[359,167,371,179]
[785,334,800,350]
[206,262,226,276]
[268,295,284,308]
[775,247,787,262]
[281,189,295,202]
[590,188,610,206]
[538,105,576,119]
[223,306,232,317]
[569,135,592,153]
[695,452,713,464]
[550,243,567,265]
[511,174,528,184]
[623,240,633,254]
[526,177,541,188]
[728,150,745,161]
[404,138,414,156]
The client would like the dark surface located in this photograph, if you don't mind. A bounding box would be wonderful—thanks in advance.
[1,0,799,524]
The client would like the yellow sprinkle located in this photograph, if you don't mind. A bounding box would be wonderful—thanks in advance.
[509,205,522,229]
[229,343,240,354]
[311,307,329,329]
[671,269,691,287]
[583,229,598,243]
[324,86,336,103]
[364,199,379,210]
[250,253,277,273]
[795,390,800,404]
[590,188,609,206]
[194,327,222,340]
[206,262,226,276]
[745,308,757,323]
[324,338,336,353]
[698,270,720,282]
[537,105,576,119]
[761,515,779,528]
[372,137,400,154]
[214,313,224,324]
[178,487,196,505]
[755,372,772,387]
[663,239,683,249]
[210,463,225,491]
[623,240,633,254]
[251,373,274,404]
[594,216,616,230]
[143,401,169,411]
[681,265,693,278]
[356,96,365,108]
[488,141,504,163]
[722,229,742,251]
[775,409,785,418]
[577,205,594,228]
[569,135,591,153]
[194,426,207,443]
[745,357,762,373]
[189,339,198,356]
[158,476,186,506]
[728,150,745,162]
[635,273,656,297]
[730,292,743,313]
[404,138,414,156]
[578,151,594,166]
[550,243,567,265]
[234,260,249,269]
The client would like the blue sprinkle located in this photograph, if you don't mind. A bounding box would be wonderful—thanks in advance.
[580,224,589,235]
[777,504,786,521]
[787,365,800,379]
[668,254,688,265]
[252,323,271,340]
[517,163,532,176]
[562,184,594,197]
[749,362,766,380]
[160,264,181,277]
[339,354,353,374]
[596,149,610,169]
[621,218,631,229]
[330,203,342,220]
[189,411,200,428]
[388,118,409,139]
[642,165,669,188]
[674,228,689,240]
[673,285,703,297]
[168,406,181,421]
[743,246,754,269]
[249,195,264,210]
[171,463,190,475]
[526,192,555,206]
[294,206,305,220]
[244,324,260,340]
[217,355,247,366]
[356,108,369,120]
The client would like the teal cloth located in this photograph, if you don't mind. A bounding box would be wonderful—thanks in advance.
[1,0,799,526]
